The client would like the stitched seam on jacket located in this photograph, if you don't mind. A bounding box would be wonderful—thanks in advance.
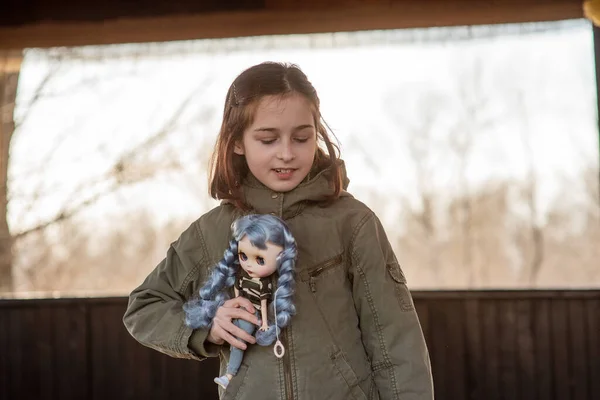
[372,361,392,373]
[349,212,372,250]
[193,219,209,271]
[351,212,400,400]
[289,326,298,399]
[174,220,209,356]
[354,262,399,399]
[174,264,202,357]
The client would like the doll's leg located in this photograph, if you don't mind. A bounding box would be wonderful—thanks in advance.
[226,318,256,376]
[215,317,257,389]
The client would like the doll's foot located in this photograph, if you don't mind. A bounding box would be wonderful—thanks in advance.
[214,375,230,389]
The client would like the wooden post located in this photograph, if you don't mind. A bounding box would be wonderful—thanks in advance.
[595,26,600,209]
[0,50,22,293]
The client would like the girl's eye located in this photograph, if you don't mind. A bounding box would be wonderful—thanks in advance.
[260,139,276,145]
[256,256,265,266]
[294,137,308,143]
[239,252,248,261]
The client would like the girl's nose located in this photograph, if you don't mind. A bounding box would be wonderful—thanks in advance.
[277,143,295,161]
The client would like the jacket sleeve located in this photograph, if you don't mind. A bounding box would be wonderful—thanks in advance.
[122,220,221,361]
[350,212,433,400]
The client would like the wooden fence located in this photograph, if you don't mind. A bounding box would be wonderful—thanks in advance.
[1,290,598,399]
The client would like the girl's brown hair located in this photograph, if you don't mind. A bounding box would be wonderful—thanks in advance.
[209,62,343,209]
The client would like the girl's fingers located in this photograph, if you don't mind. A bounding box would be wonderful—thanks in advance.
[224,297,256,314]
[218,319,256,344]
[224,307,260,325]
[216,301,259,325]
[214,323,249,350]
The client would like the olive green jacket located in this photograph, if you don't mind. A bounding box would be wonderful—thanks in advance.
[123,164,433,400]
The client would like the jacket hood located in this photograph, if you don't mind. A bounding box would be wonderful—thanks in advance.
[228,160,351,219]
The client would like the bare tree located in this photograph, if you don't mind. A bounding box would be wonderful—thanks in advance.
[445,56,498,287]
[0,50,22,292]
[1,48,217,294]
[383,89,448,283]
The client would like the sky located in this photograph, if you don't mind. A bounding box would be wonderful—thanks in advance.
[8,19,598,233]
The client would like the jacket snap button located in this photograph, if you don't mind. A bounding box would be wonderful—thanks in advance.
[271,193,278,199]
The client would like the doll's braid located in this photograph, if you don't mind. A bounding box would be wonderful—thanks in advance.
[183,239,238,329]
[255,226,297,346]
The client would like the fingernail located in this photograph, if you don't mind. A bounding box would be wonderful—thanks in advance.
[241,344,247,350]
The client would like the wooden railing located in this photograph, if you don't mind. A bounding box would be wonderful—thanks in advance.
[1,290,598,400]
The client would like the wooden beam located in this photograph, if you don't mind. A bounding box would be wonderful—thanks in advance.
[595,26,600,208]
[0,0,584,49]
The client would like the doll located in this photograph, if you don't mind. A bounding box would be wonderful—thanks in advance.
[183,214,297,389]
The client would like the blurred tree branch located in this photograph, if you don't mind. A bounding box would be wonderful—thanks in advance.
[0,49,23,292]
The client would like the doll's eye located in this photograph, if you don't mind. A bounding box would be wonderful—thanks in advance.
[239,252,248,261]
[256,256,265,266]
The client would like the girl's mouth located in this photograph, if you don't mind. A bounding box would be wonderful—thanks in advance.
[273,168,295,179]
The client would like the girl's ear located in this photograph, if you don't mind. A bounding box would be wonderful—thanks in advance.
[234,140,245,155]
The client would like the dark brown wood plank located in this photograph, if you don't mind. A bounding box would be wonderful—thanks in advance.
[498,300,518,400]
[412,290,600,300]
[414,298,430,345]
[551,298,571,400]
[587,298,600,399]
[10,306,40,398]
[568,299,589,400]
[427,299,449,399]
[36,305,56,399]
[125,318,154,398]
[53,304,89,400]
[0,0,584,49]
[89,303,127,399]
[1,0,262,26]
[0,303,8,399]
[533,299,553,400]
[443,300,467,399]
[464,298,483,400]
[515,300,535,400]
[480,299,500,400]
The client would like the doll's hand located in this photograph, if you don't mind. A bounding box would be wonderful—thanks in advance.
[259,324,269,332]
[207,297,259,350]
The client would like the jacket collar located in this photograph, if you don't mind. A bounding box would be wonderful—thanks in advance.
[233,160,351,220]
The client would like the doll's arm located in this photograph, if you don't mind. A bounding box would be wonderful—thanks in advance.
[234,287,240,298]
[259,299,269,330]
[350,212,433,400]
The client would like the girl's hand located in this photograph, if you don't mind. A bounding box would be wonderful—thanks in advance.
[207,297,259,350]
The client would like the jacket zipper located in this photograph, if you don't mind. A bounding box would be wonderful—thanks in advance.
[282,329,293,400]
[308,254,344,292]
[272,272,294,400]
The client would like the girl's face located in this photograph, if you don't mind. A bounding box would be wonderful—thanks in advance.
[234,93,318,193]
[237,236,282,278]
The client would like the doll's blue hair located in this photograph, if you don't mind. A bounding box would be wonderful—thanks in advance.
[184,214,297,346]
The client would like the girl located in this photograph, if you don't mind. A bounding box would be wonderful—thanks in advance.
[183,214,298,389]
[124,61,433,400]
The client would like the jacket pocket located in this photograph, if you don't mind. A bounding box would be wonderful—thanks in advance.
[221,363,249,400]
[300,253,344,292]
[331,350,369,400]
[386,262,415,312]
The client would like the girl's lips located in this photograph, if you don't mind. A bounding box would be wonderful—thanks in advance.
[273,168,296,180]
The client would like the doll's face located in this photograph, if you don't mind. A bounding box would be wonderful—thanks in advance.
[238,236,282,278]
